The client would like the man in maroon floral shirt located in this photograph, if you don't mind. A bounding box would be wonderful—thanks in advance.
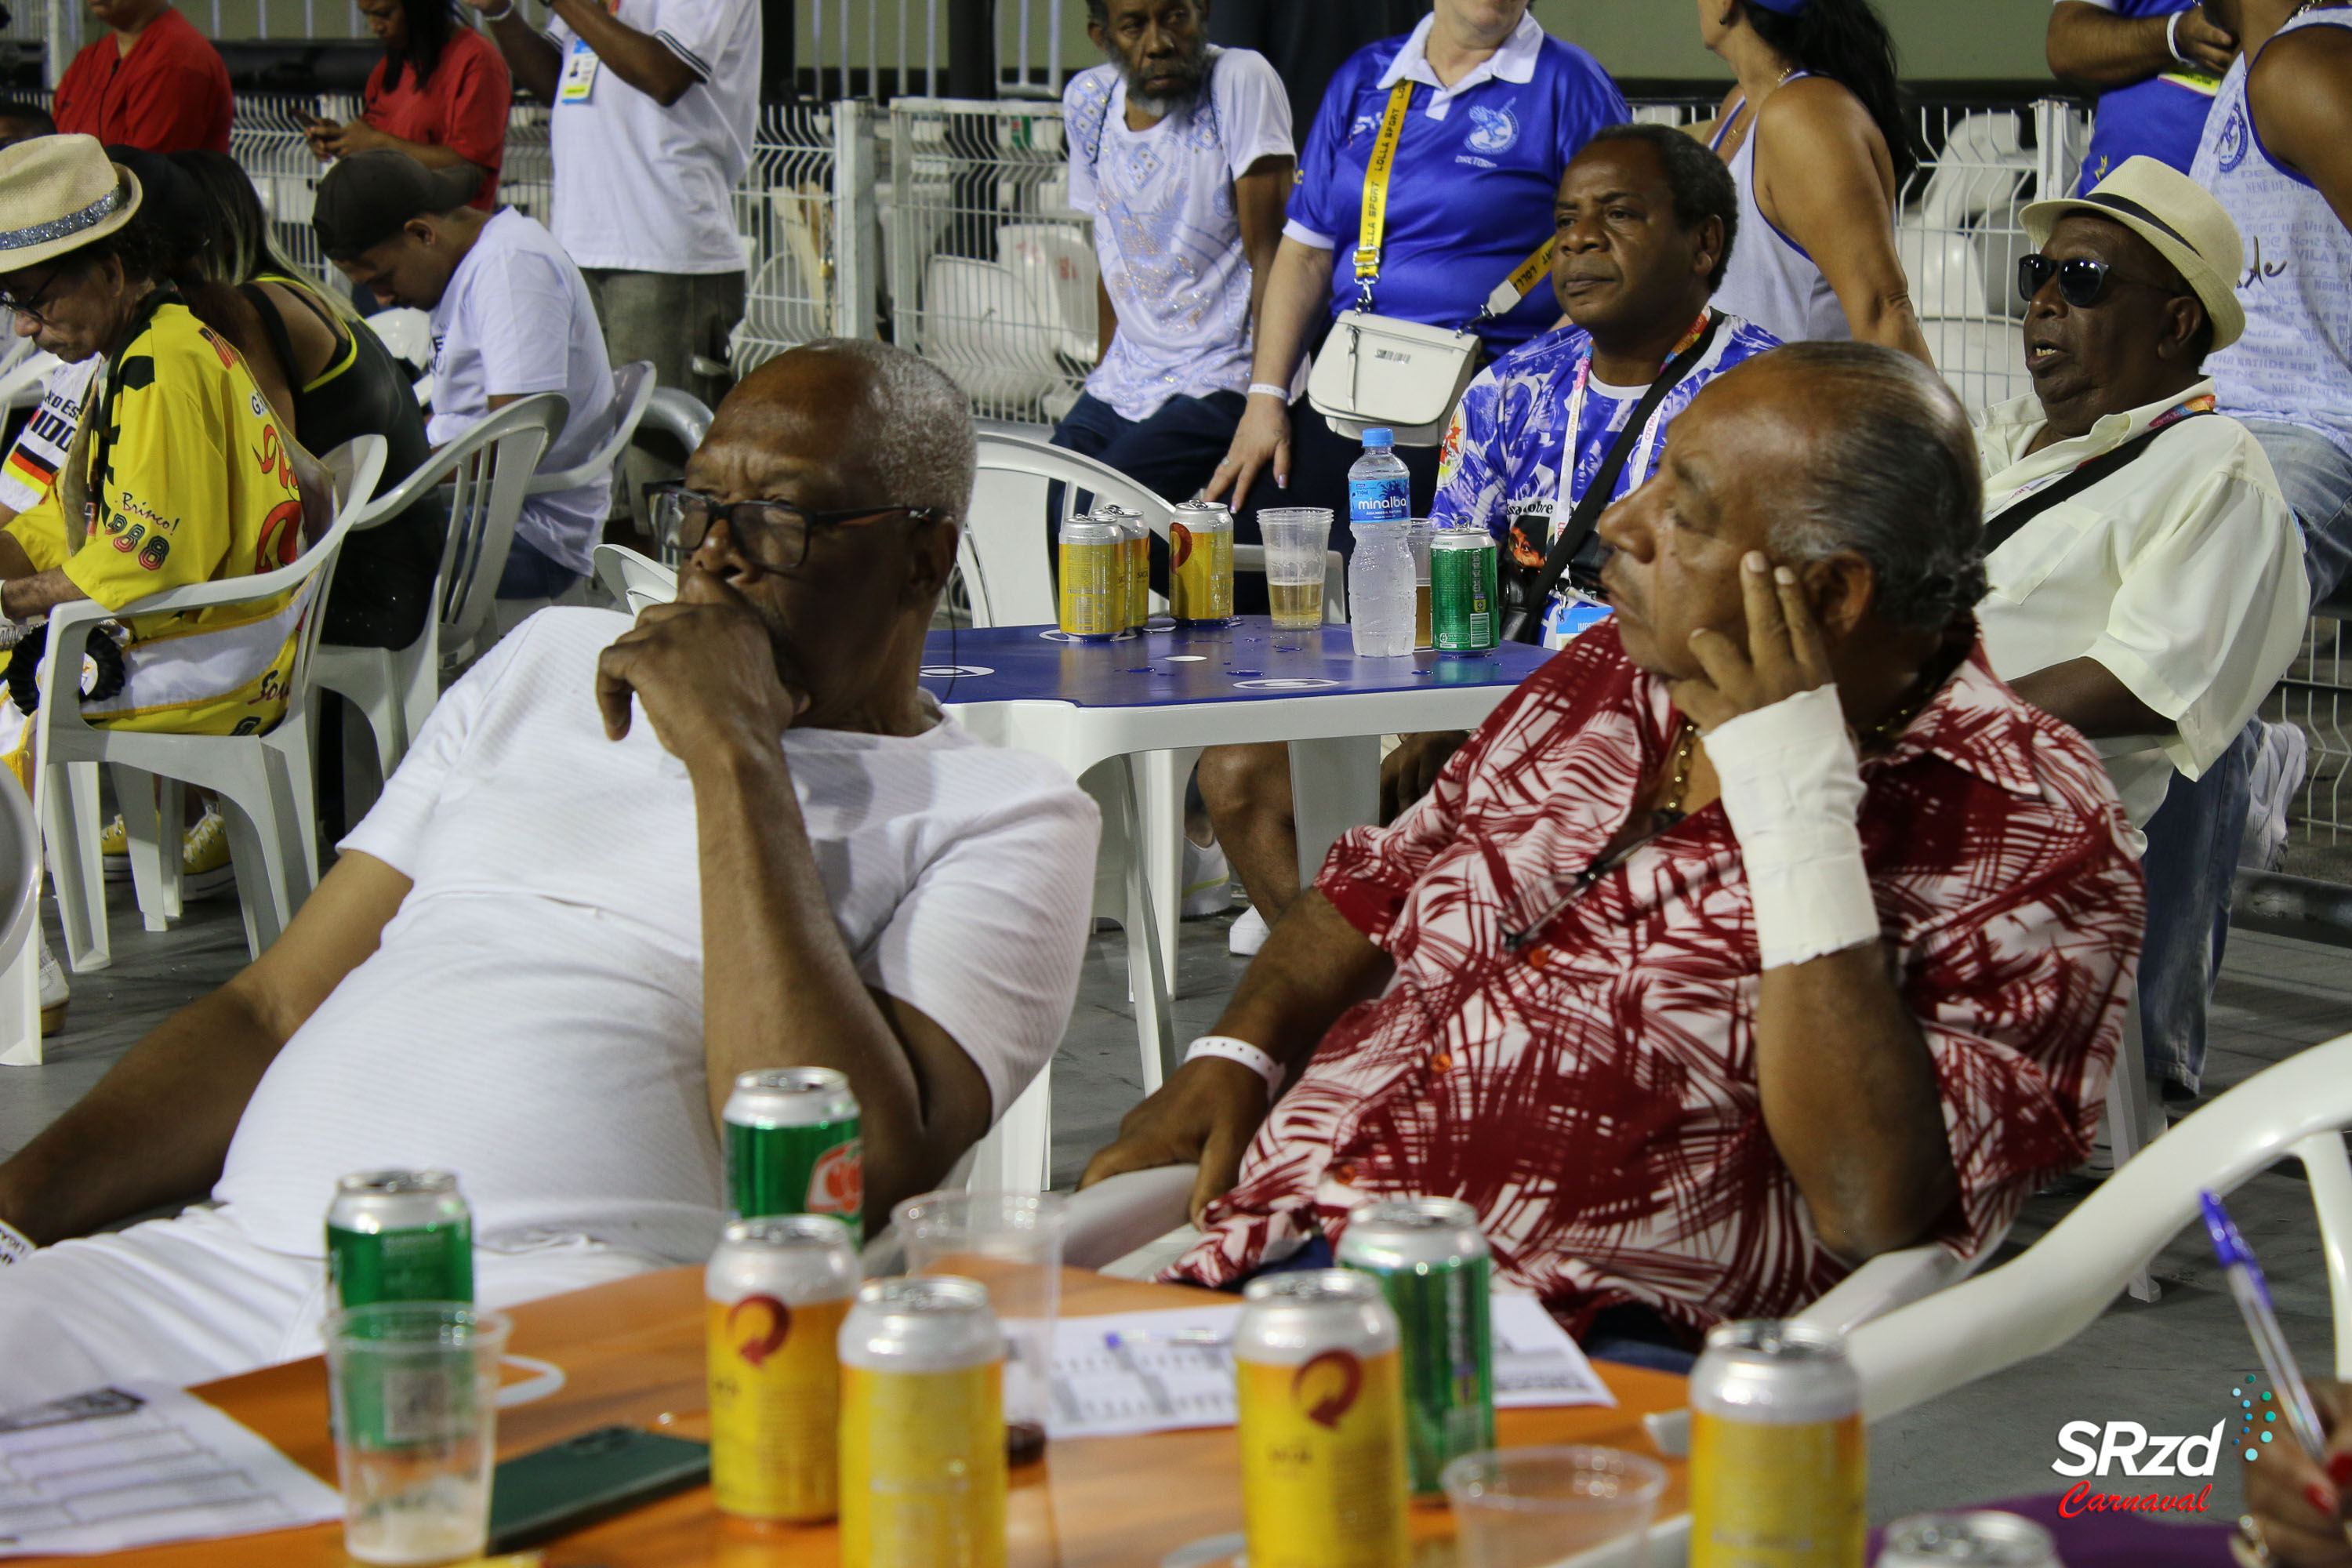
[1084,342,2145,1353]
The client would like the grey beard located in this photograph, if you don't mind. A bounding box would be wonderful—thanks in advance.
[1124,82,1199,118]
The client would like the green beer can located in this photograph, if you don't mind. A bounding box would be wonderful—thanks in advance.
[724,1067,863,1235]
[1429,531,1500,656]
[325,1169,474,1308]
[1336,1196,1494,1496]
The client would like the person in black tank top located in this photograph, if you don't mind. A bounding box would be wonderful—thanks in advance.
[170,151,445,651]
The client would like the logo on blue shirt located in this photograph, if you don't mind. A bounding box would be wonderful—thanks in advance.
[1465,105,1519,154]
[2215,104,2250,175]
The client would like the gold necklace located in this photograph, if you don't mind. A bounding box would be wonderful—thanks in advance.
[1651,720,1699,829]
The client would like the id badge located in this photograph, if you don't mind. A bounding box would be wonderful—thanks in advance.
[1541,587,1613,652]
[557,34,601,103]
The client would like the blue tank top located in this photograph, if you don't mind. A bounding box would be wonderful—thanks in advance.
[2192,7,2352,456]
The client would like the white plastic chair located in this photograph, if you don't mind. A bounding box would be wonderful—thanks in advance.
[39,436,389,974]
[527,360,655,514]
[591,543,678,617]
[1848,1033,2352,1421]
[310,394,567,782]
[0,759,47,1066]
[920,255,1077,412]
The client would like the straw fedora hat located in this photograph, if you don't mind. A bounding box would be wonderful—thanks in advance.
[0,134,143,275]
[2020,154,2245,353]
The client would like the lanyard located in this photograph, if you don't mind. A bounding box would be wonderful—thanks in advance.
[1995,394,2216,511]
[1552,310,1715,520]
[1352,78,1556,319]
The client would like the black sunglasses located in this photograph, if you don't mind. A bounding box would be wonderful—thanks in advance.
[2016,254,2185,310]
[0,263,76,328]
[649,485,944,572]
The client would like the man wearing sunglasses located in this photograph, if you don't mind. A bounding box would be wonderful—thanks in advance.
[0,339,1102,1406]
[1973,156,2305,1109]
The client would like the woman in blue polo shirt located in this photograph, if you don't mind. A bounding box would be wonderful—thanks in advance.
[1203,0,1624,528]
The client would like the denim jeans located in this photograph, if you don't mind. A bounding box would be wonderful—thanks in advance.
[2243,418,2352,602]
[2137,721,2256,1094]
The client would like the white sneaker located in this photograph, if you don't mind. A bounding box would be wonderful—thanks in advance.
[2242,719,2308,873]
[36,931,66,1036]
[1181,837,1233,920]
[1229,904,1270,958]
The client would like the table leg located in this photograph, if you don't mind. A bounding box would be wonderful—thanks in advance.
[1141,747,1203,989]
[1288,735,1381,889]
[1081,757,1179,1098]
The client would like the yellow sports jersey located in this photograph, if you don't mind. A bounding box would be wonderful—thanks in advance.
[6,293,310,737]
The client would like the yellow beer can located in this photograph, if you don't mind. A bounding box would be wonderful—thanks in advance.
[1690,1319,1866,1568]
[1058,517,1123,641]
[705,1214,861,1522]
[838,1276,1007,1568]
[1169,500,1236,625]
[1235,1269,1410,1568]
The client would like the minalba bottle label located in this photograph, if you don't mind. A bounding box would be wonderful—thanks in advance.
[1237,1347,1409,1568]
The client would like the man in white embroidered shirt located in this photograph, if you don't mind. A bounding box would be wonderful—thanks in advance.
[1974,158,2306,1104]
[0,341,1099,1406]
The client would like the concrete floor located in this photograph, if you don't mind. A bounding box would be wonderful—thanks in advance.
[5,877,2350,1528]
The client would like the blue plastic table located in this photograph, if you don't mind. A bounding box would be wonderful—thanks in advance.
[918,618,1553,1189]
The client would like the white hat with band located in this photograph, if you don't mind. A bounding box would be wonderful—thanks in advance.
[2020,154,2245,353]
[0,134,143,276]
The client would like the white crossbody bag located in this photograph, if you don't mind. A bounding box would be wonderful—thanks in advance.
[1306,80,1555,445]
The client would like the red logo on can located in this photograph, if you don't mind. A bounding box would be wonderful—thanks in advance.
[1170,523,1194,568]
[1293,1349,1363,1429]
[726,1294,792,1367]
[806,1139,862,1217]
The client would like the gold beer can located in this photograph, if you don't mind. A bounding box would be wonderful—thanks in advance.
[839,1276,1007,1568]
[705,1214,861,1522]
[1690,1319,1866,1568]
[1170,500,1236,625]
[1093,503,1151,630]
[1235,1269,1409,1568]
[1057,516,1123,641]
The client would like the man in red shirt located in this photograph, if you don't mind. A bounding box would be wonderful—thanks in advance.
[52,0,232,154]
[1085,343,2146,1356]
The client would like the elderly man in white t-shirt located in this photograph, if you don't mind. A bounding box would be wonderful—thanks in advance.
[1051,0,1294,508]
[0,339,1100,1406]
[316,149,617,603]
[470,0,756,541]
[1973,158,2305,1103]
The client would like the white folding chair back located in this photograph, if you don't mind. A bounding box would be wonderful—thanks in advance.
[964,431,1177,630]
[0,758,45,1065]
[0,339,56,412]
[590,543,677,616]
[39,435,389,975]
[310,394,566,781]
[1848,1033,2352,1422]
[528,360,655,499]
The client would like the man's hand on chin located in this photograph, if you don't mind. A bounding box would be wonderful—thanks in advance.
[593,563,811,766]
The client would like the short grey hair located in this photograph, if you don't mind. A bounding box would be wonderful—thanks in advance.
[1763,342,1986,633]
[789,338,976,522]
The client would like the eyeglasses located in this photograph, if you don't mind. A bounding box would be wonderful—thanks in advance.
[0,265,74,328]
[650,485,944,571]
[2016,254,2185,310]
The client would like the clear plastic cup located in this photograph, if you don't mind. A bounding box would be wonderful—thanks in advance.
[891,1189,1067,1468]
[325,1301,510,1566]
[1406,519,1435,649]
[1258,507,1331,630]
[1441,1446,1667,1568]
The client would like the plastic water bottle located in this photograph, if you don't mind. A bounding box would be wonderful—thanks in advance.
[1348,428,1411,523]
[1348,521,1417,658]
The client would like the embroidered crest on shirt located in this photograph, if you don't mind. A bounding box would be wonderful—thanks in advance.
[1465,104,1519,154]
[2214,103,2249,175]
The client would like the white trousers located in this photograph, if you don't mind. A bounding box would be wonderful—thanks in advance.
[0,1204,666,1410]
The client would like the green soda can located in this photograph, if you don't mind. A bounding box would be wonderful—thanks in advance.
[325,1170,474,1308]
[724,1067,863,1235]
[1336,1196,1494,1496]
[1429,531,1500,656]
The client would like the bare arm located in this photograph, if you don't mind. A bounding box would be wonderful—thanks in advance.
[1235,152,1294,358]
[310,117,488,183]
[1203,235,1330,503]
[2248,24,2352,236]
[539,0,699,105]
[2047,0,2235,88]
[0,533,34,578]
[1755,84,1936,366]
[1094,274,1117,364]
[2009,655,2169,740]
[0,851,411,1243]
[469,0,563,104]
[1080,888,1390,1219]
[595,565,993,1229]
[1,569,85,620]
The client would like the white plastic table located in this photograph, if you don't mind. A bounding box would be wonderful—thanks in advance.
[920,616,1554,1190]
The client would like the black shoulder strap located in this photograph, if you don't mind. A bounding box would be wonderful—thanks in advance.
[1980,412,2215,561]
[237,281,302,394]
[1504,313,1724,645]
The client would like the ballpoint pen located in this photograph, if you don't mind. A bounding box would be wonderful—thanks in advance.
[2201,1189,2328,1465]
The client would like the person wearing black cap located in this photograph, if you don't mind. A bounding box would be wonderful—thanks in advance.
[314,148,615,607]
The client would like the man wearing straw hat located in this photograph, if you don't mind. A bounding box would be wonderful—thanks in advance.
[1975,155,2306,1109]
[0,137,327,1027]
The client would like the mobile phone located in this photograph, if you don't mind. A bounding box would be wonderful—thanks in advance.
[484,1425,710,1553]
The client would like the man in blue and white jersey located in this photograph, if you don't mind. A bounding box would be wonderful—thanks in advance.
[1428,124,1780,654]
[2049,0,2236,188]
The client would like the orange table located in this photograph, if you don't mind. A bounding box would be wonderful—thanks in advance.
[48,1267,1689,1566]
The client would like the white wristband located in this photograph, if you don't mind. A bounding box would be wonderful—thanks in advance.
[1700,684,1880,971]
[1247,383,1291,403]
[2166,9,2193,68]
[1185,1035,1285,1095]
[0,1217,32,1265]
